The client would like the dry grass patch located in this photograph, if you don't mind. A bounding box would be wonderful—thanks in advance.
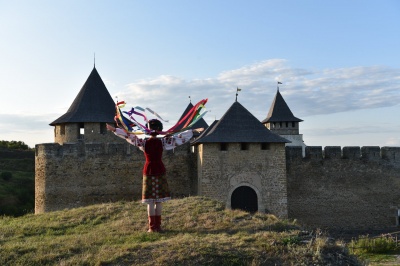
[1,196,362,265]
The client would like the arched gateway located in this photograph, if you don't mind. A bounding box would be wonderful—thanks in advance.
[231,186,258,213]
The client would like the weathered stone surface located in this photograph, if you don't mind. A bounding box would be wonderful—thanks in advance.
[286,146,400,229]
[35,142,195,213]
[196,142,288,218]
[36,140,400,230]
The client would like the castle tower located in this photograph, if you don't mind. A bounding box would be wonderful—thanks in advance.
[192,100,289,218]
[35,67,134,214]
[50,67,116,144]
[261,89,306,153]
[175,100,209,135]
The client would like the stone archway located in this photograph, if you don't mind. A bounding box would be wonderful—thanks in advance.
[231,186,258,213]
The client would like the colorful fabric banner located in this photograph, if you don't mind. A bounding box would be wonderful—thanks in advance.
[113,99,208,136]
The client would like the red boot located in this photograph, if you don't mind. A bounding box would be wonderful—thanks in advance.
[155,215,162,232]
[147,216,157,232]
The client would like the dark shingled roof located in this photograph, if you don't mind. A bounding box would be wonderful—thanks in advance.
[174,102,209,132]
[50,67,115,125]
[192,101,288,144]
[261,90,303,123]
[192,119,218,141]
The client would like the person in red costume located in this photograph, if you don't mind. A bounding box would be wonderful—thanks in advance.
[107,119,203,232]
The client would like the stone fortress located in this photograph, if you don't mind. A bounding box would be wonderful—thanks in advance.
[35,67,400,230]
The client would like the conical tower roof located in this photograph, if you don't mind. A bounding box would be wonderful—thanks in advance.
[261,90,303,123]
[50,67,115,125]
[174,102,209,131]
[193,101,288,144]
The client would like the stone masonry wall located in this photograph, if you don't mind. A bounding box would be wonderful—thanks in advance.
[266,122,299,135]
[35,141,196,213]
[286,146,400,229]
[54,124,79,144]
[197,142,288,218]
[54,123,117,144]
[82,123,115,143]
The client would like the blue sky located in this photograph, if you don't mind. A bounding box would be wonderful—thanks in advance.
[0,1,399,148]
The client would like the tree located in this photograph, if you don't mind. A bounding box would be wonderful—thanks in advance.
[0,140,30,150]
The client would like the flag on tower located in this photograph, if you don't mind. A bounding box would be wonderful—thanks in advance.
[235,87,241,101]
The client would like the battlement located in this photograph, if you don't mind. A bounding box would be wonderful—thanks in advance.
[286,146,400,166]
[35,141,191,158]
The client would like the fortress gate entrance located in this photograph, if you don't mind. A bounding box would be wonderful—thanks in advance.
[231,186,258,213]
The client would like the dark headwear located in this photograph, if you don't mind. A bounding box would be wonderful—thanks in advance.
[147,119,163,135]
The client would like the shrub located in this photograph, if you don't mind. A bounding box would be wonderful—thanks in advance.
[1,172,13,181]
[350,235,399,254]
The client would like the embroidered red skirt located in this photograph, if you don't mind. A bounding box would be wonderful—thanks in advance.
[141,174,171,203]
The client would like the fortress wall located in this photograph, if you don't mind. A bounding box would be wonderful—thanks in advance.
[35,142,196,213]
[286,146,400,229]
[163,145,198,197]
[197,142,288,218]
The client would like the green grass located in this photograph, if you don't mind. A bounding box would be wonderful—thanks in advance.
[349,234,400,265]
[0,196,361,265]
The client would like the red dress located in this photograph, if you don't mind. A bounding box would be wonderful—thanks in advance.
[141,138,170,203]
[143,138,165,176]
[113,128,194,203]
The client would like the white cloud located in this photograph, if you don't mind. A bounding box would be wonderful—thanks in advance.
[114,59,400,126]
[0,113,56,147]
[2,59,399,147]
[384,137,400,146]
[0,113,53,130]
[303,123,399,137]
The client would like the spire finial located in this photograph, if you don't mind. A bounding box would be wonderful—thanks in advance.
[235,87,241,102]
[277,81,282,91]
[189,96,191,103]
[94,53,96,68]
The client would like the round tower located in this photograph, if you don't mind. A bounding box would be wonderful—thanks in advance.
[50,67,116,144]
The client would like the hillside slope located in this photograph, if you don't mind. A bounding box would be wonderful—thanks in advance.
[0,197,361,265]
[0,148,35,216]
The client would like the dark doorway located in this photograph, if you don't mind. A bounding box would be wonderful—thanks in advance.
[231,186,258,213]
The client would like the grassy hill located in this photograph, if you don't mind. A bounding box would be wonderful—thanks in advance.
[0,148,35,216]
[0,196,363,265]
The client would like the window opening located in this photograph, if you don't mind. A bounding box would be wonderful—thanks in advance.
[220,143,228,151]
[261,143,270,150]
[100,123,107,134]
[78,123,84,140]
[241,143,248,150]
